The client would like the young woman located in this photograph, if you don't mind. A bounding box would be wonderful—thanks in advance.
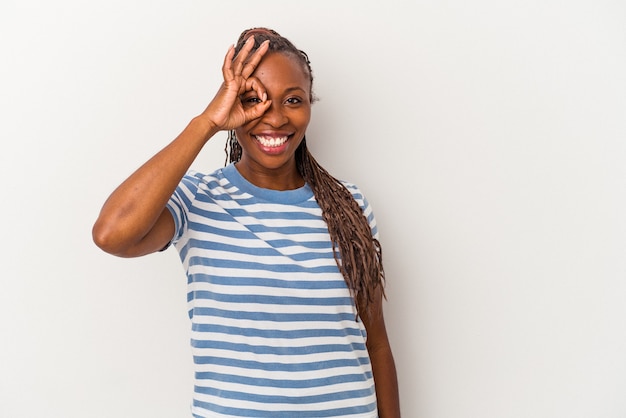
[93,27,400,418]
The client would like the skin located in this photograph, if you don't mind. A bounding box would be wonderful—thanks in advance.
[92,35,400,417]
[234,52,311,190]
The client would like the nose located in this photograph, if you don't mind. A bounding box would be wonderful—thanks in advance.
[262,101,288,127]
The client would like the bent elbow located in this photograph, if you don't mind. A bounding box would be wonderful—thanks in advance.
[91,220,130,257]
[92,208,173,257]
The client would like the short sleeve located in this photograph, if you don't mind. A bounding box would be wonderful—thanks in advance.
[342,182,379,240]
[165,171,203,247]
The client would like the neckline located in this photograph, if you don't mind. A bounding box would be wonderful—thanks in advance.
[222,164,314,204]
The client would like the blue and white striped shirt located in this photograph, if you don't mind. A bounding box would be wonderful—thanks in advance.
[167,163,378,418]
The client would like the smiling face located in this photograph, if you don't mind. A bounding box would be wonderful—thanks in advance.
[234,52,312,189]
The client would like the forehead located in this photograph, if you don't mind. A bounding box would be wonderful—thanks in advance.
[252,52,310,92]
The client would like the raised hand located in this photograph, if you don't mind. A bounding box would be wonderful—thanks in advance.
[93,37,273,258]
[201,36,271,132]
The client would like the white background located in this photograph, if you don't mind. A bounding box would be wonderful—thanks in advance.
[1,1,625,417]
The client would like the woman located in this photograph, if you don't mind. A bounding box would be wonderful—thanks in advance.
[93,27,400,418]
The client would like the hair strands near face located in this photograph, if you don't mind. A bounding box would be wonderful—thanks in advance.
[226,27,386,318]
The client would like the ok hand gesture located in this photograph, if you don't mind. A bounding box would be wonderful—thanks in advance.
[201,36,271,133]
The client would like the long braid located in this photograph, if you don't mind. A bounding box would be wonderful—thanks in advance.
[296,139,385,316]
[224,129,241,166]
[226,28,385,317]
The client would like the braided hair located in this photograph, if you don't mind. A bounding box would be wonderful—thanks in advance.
[225,28,385,317]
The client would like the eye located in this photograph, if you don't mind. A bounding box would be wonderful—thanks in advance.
[242,96,261,107]
[285,97,303,105]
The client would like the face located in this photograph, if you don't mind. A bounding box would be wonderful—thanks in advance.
[234,52,312,184]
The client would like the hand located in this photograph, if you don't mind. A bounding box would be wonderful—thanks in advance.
[200,36,271,132]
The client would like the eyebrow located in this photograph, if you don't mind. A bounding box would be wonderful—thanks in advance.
[241,86,308,98]
[284,87,307,94]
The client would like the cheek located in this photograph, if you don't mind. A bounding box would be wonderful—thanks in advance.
[233,127,249,147]
[296,108,312,128]
[235,120,256,139]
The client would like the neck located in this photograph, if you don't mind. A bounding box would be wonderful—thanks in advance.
[234,160,304,191]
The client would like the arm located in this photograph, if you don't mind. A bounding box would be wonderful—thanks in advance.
[360,287,401,418]
[91,118,217,257]
[92,37,271,257]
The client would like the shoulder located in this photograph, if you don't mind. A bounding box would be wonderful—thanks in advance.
[184,167,223,182]
[339,180,370,209]
[181,167,228,190]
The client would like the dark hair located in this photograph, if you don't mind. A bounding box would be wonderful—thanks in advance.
[225,27,385,317]
[234,27,316,102]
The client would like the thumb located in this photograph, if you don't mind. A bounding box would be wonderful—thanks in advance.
[243,99,271,123]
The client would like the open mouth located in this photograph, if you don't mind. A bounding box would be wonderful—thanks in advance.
[254,135,289,148]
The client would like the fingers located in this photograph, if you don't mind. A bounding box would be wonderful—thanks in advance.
[214,37,271,128]
[239,76,270,122]
[241,39,270,79]
[231,36,256,76]
[223,36,270,81]
[244,76,267,103]
[244,98,271,122]
[222,45,236,81]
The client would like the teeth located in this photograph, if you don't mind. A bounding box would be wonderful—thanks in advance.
[255,135,288,148]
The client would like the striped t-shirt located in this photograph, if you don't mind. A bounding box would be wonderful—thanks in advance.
[166,163,379,418]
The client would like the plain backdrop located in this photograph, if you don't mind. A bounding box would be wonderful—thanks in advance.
[1,1,625,417]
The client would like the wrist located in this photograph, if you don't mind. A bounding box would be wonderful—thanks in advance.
[188,116,220,142]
